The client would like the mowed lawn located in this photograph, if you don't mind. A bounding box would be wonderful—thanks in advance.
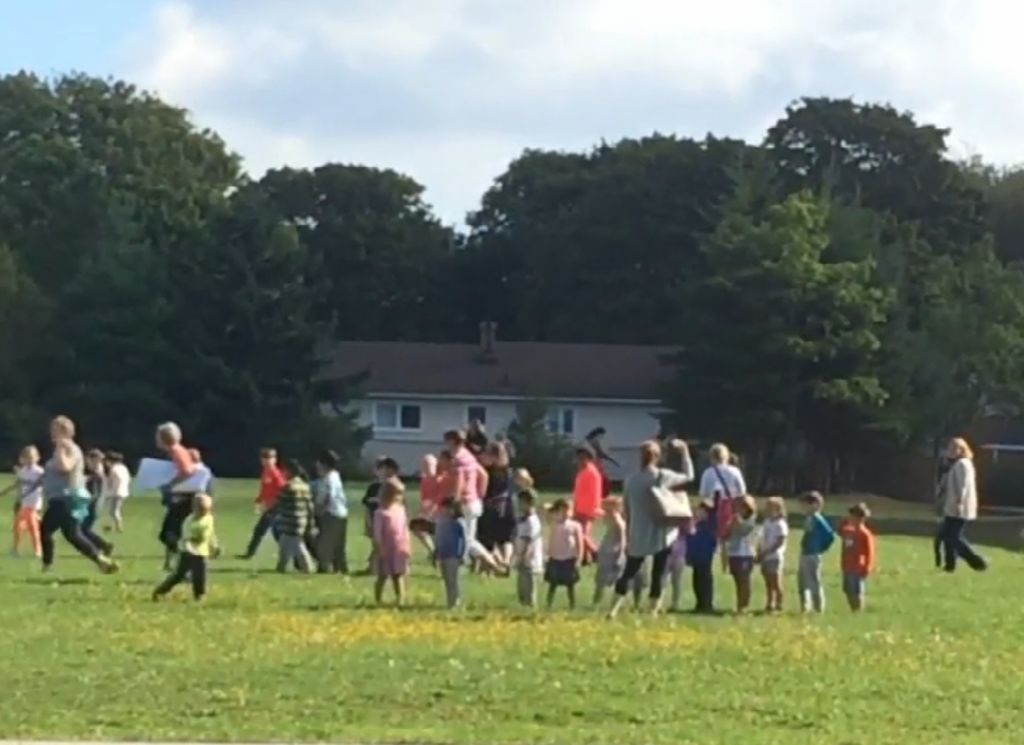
[2,479,1024,745]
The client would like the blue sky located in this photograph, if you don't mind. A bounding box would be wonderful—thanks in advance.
[3,1,1023,225]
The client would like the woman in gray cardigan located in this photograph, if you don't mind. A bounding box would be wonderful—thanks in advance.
[608,439,693,618]
[936,437,987,573]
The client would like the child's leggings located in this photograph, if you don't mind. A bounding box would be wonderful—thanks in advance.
[516,567,538,608]
[13,506,41,555]
[798,554,824,612]
[440,558,462,608]
[155,552,208,599]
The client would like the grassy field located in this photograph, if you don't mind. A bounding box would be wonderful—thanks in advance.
[2,479,1024,745]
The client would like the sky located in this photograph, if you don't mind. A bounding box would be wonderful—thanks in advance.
[3,0,1023,225]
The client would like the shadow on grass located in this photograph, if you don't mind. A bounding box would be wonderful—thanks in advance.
[864,516,1024,551]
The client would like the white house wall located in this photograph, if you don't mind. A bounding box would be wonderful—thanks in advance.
[348,396,665,480]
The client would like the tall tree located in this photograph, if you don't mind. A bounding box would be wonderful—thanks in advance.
[665,190,890,489]
[257,165,456,341]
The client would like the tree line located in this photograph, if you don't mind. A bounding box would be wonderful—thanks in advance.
[1,72,1023,482]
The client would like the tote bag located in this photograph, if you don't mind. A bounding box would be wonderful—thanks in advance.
[651,469,692,522]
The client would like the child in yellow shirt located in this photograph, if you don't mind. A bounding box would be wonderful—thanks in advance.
[153,493,218,601]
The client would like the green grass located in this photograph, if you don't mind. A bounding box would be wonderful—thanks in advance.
[2,479,1024,745]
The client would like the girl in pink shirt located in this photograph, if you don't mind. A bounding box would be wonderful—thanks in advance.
[373,478,412,606]
[545,499,584,610]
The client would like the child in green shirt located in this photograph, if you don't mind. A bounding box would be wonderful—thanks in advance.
[153,493,218,601]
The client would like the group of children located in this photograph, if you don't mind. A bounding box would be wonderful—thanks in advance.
[3,445,131,558]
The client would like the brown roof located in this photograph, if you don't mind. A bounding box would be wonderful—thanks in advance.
[320,341,676,401]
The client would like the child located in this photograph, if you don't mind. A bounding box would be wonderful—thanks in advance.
[515,489,544,609]
[544,499,583,610]
[686,500,717,614]
[276,459,315,573]
[103,452,131,533]
[592,496,647,606]
[313,449,348,574]
[363,456,399,574]
[840,503,876,612]
[11,446,44,557]
[757,497,789,613]
[240,448,287,560]
[372,477,411,606]
[667,517,694,613]
[83,449,106,534]
[799,491,836,613]
[410,454,440,559]
[726,495,758,613]
[434,497,467,609]
[153,493,218,602]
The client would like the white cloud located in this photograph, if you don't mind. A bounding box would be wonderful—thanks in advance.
[123,0,1024,224]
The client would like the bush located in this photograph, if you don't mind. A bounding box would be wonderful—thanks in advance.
[506,399,576,489]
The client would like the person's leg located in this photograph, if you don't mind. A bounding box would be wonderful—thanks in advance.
[243,509,274,558]
[441,559,458,608]
[609,555,645,618]
[736,567,752,613]
[112,497,125,532]
[940,517,960,572]
[393,574,406,606]
[567,583,576,610]
[670,564,684,611]
[25,509,42,558]
[191,555,208,600]
[692,561,713,612]
[12,507,25,554]
[374,575,386,604]
[40,504,60,568]
[295,537,314,573]
[648,548,670,608]
[810,555,824,613]
[798,555,811,611]
[316,515,338,573]
[545,583,557,610]
[276,535,296,573]
[933,524,943,569]
[154,553,191,597]
[334,517,349,574]
[81,525,113,556]
[592,580,605,607]
[57,509,105,565]
[518,567,531,607]
[953,521,987,571]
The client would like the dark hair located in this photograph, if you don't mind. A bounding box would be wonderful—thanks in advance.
[443,429,466,446]
[376,456,400,473]
[282,458,308,481]
[584,427,607,440]
[440,495,463,518]
[316,449,340,470]
[550,497,570,513]
[849,502,871,519]
[105,451,125,464]
[517,489,537,508]
[86,448,104,460]
[575,445,595,460]
[802,490,824,507]
[260,448,277,459]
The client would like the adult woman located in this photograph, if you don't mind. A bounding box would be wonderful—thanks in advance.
[584,427,618,497]
[936,437,987,573]
[155,421,198,569]
[466,420,489,458]
[444,429,503,574]
[572,446,603,564]
[39,416,117,574]
[608,439,693,618]
[698,443,747,569]
[478,442,516,567]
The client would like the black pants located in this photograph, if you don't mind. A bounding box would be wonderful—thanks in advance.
[159,498,195,553]
[615,548,671,599]
[81,524,113,556]
[244,508,280,558]
[40,499,102,567]
[155,553,207,599]
[938,517,987,572]
[82,498,99,532]
[691,560,714,612]
[933,525,944,568]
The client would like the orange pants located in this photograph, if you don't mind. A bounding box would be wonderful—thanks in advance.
[13,506,41,556]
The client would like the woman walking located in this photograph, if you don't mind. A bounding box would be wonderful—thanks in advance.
[155,422,198,570]
[39,416,118,574]
[936,437,987,573]
[608,439,693,618]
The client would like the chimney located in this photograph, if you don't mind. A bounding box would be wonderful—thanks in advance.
[478,321,498,359]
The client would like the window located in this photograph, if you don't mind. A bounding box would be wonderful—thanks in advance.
[467,405,488,425]
[545,406,575,436]
[373,403,422,432]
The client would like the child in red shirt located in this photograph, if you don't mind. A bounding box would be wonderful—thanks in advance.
[240,448,287,560]
[839,502,876,612]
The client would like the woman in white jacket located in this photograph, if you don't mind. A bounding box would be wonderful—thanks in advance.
[936,438,987,573]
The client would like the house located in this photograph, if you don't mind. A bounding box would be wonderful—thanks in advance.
[319,323,676,477]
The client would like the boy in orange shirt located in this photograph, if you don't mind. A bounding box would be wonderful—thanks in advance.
[840,502,876,612]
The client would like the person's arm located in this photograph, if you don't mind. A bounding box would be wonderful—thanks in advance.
[456,520,467,560]
[54,441,76,473]
[165,449,197,489]
[816,514,836,551]
[476,464,489,501]
[575,523,585,565]
[698,469,714,499]
[615,514,627,561]
[865,530,876,575]
[735,467,748,496]
[371,510,384,548]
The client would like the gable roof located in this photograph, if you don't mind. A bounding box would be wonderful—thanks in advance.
[320,341,676,401]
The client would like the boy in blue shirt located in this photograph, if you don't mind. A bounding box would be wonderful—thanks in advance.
[799,491,836,613]
[686,500,718,614]
[434,497,467,609]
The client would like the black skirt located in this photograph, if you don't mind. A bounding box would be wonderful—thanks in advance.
[544,558,579,587]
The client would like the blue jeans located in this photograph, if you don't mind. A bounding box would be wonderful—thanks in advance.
[244,507,281,558]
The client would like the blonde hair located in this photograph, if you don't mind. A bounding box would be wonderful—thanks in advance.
[194,493,213,513]
[950,437,974,461]
[709,443,730,465]
[156,422,182,446]
[737,495,756,518]
[513,467,534,488]
[51,415,75,439]
[19,445,39,463]
[381,476,406,505]
[765,496,786,518]
[421,454,438,478]
[640,440,662,467]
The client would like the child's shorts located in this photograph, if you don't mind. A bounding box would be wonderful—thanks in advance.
[728,556,754,577]
[843,572,866,597]
[544,558,579,587]
[760,557,783,576]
